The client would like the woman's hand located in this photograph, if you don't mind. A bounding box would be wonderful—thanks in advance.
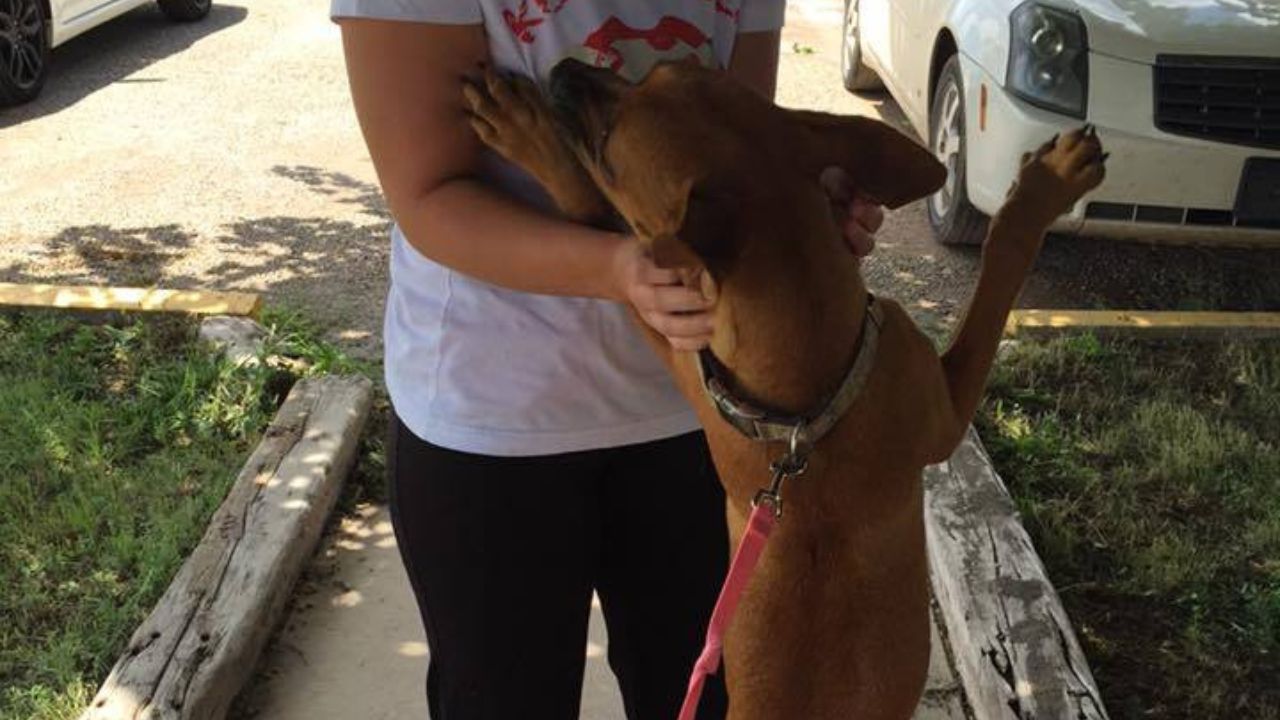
[611,241,715,351]
[844,194,885,257]
[822,166,886,257]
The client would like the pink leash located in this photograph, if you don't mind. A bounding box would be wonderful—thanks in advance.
[676,500,779,720]
[678,300,881,718]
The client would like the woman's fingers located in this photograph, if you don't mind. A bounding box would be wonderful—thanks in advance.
[642,310,715,344]
[842,194,884,257]
[844,215,877,257]
[849,195,885,233]
[649,283,714,313]
[636,261,681,287]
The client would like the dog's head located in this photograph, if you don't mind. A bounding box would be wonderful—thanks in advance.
[548,58,945,274]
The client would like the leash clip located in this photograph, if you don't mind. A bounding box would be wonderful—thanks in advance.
[752,424,812,519]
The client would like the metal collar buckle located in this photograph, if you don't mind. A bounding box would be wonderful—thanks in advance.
[751,424,811,519]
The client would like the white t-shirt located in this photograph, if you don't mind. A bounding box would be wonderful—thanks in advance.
[332,0,786,456]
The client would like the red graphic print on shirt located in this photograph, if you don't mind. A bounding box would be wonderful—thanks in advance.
[532,0,572,12]
[711,0,739,20]
[503,0,544,42]
[503,1,737,49]
[582,16,711,71]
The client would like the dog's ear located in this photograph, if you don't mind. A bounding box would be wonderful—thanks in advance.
[792,112,946,209]
[651,177,737,270]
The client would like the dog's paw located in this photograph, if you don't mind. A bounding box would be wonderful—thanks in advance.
[461,66,611,223]
[463,67,569,172]
[1005,125,1106,228]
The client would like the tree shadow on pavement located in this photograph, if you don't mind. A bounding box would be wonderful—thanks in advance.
[271,165,391,222]
[858,221,1280,341]
[0,3,248,129]
[849,88,915,138]
[5,162,1280,355]
[0,166,392,357]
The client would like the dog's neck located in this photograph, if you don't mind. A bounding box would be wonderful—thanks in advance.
[708,221,869,417]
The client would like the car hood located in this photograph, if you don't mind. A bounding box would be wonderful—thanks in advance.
[1068,0,1280,64]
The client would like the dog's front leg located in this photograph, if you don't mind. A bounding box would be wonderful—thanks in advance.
[931,126,1105,457]
[462,68,614,226]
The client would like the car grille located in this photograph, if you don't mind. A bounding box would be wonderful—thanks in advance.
[1085,202,1279,229]
[1153,55,1280,150]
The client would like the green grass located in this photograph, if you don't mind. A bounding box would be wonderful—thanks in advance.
[0,309,374,720]
[978,333,1280,720]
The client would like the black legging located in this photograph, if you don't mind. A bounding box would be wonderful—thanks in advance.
[387,412,730,720]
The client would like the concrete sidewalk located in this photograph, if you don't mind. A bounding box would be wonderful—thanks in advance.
[235,505,968,719]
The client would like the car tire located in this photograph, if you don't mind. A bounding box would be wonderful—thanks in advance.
[841,0,882,92]
[157,0,212,22]
[0,0,50,109]
[927,55,988,246]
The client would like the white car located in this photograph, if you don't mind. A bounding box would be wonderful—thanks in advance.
[842,0,1280,245]
[0,0,211,108]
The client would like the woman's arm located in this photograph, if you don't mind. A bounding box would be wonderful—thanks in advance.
[728,30,781,99]
[338,19,714,345]
[339,19,632,300]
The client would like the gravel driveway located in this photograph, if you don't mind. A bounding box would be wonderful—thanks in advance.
[2,0,1278,359]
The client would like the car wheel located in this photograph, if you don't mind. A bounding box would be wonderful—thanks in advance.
[927,55,988,246]
[157,0,211,22]
[0,0,50,109]
[841,0,882,92]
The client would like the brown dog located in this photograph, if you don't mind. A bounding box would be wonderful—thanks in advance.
[463,59,1104,720]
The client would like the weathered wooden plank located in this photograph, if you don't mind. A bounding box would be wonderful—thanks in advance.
[1006,309,1280,339]
[915,687,970,720]
[80,375,373,720]
[914,609,971,720]
[923,429,1107,720]
[0,282,262,317]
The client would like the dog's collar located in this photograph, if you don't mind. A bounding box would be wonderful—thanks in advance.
[696,294,884,450]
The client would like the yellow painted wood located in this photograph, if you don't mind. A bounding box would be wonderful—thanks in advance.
[1007,309,1280,337]
[0,283,262,318]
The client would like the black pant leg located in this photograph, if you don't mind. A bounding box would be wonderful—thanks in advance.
[594,432,730,720]
[388,413,604,720]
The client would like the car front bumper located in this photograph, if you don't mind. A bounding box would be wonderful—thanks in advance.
[956,52,1280,245]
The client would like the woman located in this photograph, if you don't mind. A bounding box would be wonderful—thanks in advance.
[332,1,885,717]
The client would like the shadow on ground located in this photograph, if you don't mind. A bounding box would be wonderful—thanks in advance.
[0,3,248,129]
[849,88,914,136]
[0,166,390,353]
[866,224,1280,338]
[3,162,1279,352]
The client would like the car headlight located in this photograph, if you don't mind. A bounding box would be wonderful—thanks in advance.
[1007,1,1089,118]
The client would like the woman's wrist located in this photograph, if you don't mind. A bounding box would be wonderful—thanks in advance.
[603,234,637,303]
[397,178,640,300]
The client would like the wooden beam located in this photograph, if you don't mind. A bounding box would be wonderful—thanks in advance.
[80,375,374,720]
[0,282,262,317]
[1006,309,1280,339]
[924,429,1109,720]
